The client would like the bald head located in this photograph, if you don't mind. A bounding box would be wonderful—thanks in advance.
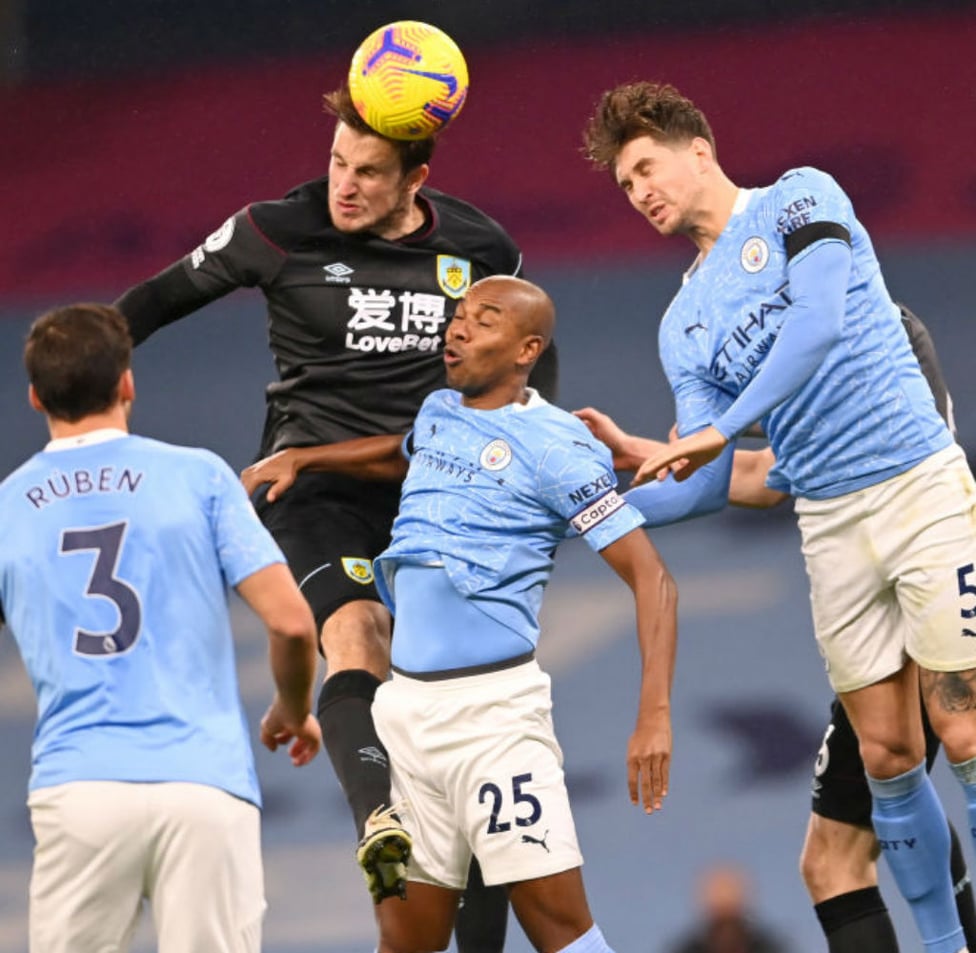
[472,275,556,348]
[444,275,556,409]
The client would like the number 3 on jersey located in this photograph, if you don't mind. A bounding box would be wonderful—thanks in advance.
[478,772,543,833]
[59,522,142,656]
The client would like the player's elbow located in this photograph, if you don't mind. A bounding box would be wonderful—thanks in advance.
[266,596,317,645]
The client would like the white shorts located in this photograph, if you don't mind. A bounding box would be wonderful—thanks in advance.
[796,443,976,693]
[372,659,583,889]
[28,781,264,953]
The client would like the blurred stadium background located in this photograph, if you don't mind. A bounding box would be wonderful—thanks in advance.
[2,2,976,950]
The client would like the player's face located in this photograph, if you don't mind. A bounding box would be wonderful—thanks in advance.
[328,123,426,239]
[614,135,707,236]
[444,285,531,408]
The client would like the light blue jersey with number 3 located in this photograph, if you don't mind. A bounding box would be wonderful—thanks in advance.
[0,432,284,806]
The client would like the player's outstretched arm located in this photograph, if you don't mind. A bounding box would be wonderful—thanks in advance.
[729,448,789,508]
[633,425,728,485]
[599,528,677,815]
[241,434,408,501]
[235,563,322,766]
[574,406,668,471]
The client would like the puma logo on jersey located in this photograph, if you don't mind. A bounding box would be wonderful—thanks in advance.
[521,830,550,853]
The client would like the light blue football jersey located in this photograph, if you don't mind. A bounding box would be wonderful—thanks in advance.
[659,167,951,499]
[0,431,284,805]
[375,389,643,667]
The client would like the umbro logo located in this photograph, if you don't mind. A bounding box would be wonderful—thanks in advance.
[358,746,388,767]
[324,262,354,284]
[684,320,707,335]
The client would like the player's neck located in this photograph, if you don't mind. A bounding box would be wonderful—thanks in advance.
[461,382,529,411]
[376,198,427,241]
[689,176,740,258]
[46,405,130,440]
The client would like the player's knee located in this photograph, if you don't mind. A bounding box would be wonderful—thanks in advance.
[858,736,922,779]
[319,600,391,675]
[929,712,976,765]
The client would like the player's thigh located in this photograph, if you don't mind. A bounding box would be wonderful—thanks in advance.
[374,661,584,890]
[373,677,473,890]
[147,783,264,953]
[880,446,976,674]
[450,665,583,888]
[28,782,148,953]
[255,472,400,631]
[795,493,906,694]
[811,697,873,828]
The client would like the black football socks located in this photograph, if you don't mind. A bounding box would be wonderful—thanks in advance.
[317,669,390,837]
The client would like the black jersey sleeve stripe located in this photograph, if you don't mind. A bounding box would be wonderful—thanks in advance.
[784,221,851,261]
[115,263,223,346]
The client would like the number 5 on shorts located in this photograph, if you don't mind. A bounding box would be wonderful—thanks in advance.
[957,563,976,635]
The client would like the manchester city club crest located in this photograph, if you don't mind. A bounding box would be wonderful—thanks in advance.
[341,557,375,585]
[436,255,472,299]
[480,439,513,471]
[740,237,770,273]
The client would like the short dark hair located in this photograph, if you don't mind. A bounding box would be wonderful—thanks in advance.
[25,303,132,422]
[582,81,716,171]
[323,81,437,173]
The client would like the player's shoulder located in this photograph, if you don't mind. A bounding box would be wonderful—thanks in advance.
[421,187,521,266]
[766,165,847,203]
[246,176,332,248]
[127,435,236,478]
[525,398,608,449]
[418,387,460,415]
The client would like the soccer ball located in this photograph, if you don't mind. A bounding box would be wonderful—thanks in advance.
[348,21,469,141]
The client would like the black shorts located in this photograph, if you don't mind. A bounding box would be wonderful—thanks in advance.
[811,695,941,827]
[254,471,402,631]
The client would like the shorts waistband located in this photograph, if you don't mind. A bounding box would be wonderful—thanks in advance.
[391,650,536,682]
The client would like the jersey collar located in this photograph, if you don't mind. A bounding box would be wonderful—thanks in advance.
[45,428,129,451]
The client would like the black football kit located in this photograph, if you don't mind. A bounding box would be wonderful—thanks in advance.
[116,177,557,621]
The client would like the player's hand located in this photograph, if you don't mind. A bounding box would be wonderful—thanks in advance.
[241,449,302,502]
[632,426,728,486]
[573,406,630,454]
[627,715,671,814]
[260,699,322,767]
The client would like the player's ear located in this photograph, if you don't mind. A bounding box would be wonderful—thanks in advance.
[28,384,44,413]
[117,369,135,404]
[691,136,715,169]
[405,163,429,195]
[517,335,544,369]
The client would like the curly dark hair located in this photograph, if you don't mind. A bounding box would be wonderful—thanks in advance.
[323,81,437,173]
[582,82,715,172]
